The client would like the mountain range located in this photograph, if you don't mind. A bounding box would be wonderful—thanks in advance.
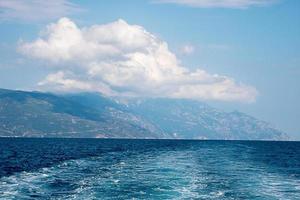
[0,88,289,140]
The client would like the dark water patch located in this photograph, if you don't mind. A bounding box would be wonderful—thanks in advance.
[0,138,299,199]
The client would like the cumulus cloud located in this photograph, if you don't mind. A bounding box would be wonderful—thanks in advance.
[0,0,81,22]
[18,17,257,102]
[153,0,276,9]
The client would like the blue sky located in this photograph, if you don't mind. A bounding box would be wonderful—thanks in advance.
[0,0,299,139]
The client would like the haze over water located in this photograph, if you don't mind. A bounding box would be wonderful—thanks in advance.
[0,138,299,199]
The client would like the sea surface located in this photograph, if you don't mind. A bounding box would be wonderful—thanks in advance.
[0,138,299,199]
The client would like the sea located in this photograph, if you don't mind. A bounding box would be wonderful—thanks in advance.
[0,138,299,199]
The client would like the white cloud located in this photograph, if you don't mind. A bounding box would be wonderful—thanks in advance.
[153,0,276,9]
[18,17,258,103]
[180,44,195,55]
[0,0,81,22]
[37,71,117,95]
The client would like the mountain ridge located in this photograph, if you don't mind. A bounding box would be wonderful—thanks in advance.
[0,88,289,140]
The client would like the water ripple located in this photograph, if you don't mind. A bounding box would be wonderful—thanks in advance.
[0,139,299,199]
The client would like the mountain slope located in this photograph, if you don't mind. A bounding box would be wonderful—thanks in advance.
[124,98,288,140]
[0,89,289,140]
[0,89,163,138]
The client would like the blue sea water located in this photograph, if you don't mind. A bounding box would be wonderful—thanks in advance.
[0,138,299,199]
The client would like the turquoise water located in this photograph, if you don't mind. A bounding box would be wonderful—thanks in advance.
[0,138,299,199]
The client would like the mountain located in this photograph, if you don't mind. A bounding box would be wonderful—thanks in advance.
[0,89,163,138]
[123,98,288,140]
[0,88,289,140]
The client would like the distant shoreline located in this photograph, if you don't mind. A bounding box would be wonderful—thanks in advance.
[0,136,297,142]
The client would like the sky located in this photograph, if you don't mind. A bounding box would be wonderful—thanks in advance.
[0,0,299,139]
